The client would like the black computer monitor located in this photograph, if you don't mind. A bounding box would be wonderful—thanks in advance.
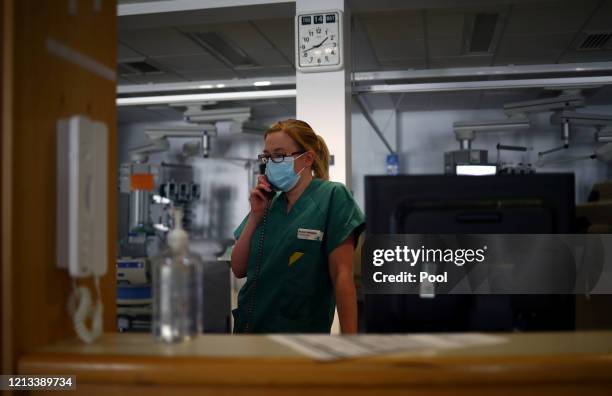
[363,174,576,333]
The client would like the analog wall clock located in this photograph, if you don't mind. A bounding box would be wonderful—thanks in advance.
[295,10,343,72]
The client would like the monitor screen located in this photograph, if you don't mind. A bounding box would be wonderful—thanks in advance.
[456,164,497,176]
[363,174,576,333]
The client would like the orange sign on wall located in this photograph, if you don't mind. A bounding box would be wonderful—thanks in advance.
[130,173,155,191]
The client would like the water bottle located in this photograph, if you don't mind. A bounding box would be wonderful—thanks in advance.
[386,154,399,175]
[152,208,203,343]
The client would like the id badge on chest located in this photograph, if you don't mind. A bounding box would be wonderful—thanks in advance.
[297,228,324,241]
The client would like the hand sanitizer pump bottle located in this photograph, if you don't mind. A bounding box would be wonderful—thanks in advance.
[152,207,204,343]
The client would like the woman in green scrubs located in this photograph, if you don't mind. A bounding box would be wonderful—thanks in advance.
[231,119,365,334]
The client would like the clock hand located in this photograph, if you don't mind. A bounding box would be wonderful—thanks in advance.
[303,36,330,53]
[312,36,329,49]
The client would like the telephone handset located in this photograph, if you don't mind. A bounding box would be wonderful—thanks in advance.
[263,179,277,200]
[260,163,278,200]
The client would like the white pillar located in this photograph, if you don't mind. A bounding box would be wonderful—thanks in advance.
[296,0,351,187]
[296,0,351,335]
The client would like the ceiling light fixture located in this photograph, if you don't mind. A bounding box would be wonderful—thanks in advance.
[116,89,297,106]
[253,81,272,86]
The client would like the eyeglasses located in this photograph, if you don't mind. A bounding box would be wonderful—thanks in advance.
[257,151,305,164]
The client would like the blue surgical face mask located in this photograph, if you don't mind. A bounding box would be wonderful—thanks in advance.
[265,152,306,192]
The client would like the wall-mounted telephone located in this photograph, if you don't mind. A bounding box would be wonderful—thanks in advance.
[57,115,108,343]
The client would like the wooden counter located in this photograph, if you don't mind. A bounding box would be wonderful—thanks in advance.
[18,331,612,395]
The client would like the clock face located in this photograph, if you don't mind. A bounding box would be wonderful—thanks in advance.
[296,11,342,71]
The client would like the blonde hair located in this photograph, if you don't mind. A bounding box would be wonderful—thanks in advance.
[264,119,330,180]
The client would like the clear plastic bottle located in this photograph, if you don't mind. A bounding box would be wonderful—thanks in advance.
[152,208,204,343]
[386,153,399,175]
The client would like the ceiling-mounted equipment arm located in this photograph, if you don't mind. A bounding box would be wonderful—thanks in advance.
[452,118,530,149]
[537,143,612,166]
[538,111,612,160]
[129,138,170,163]
[144,124,217,159]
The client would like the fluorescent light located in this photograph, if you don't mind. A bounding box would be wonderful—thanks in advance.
[198,84,213,89]
[356,76,612,94]
[152,195,171,205]
[153,223,170,232]
[216,83,225,88]
[456,164,497,176]
[116,89,297,106]
[253,81,271,86]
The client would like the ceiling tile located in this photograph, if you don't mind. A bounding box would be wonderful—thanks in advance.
[216,22,272,51]
[122,72,186,84]
[361,10,426,63]
[120,28,204,57]
[180,21,292,68]
[494,33,574,65]
[353,16,382,71]
[428,38,462,57]
[504,1,597,35]
[558,50,612,63]
[118,43,143,61]
[151,53,228,72]
[118,76,137,85]
[584,0,612,31]
[247,48,291,68]
[369,39,426,64]
[426,12,464,39]
[250,18,294,58]
[361,10,424,40]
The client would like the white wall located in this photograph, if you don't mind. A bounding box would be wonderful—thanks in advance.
[350,104,612,209]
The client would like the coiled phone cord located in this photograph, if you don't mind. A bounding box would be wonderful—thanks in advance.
[243,207,268,332]
[67,277,103,343]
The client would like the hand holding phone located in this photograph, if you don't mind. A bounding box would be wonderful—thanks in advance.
[258,175,276,199]
[262,176,277,199]
[249,175,275,221]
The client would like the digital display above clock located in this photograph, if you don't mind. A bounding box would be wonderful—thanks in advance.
[301,14,337,25]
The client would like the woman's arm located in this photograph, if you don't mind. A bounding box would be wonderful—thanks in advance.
[329,233,358,334]
[231,176,273,278]
[230,215,259,278]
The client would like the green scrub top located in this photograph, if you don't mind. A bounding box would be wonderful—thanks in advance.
[232,177,365,333]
